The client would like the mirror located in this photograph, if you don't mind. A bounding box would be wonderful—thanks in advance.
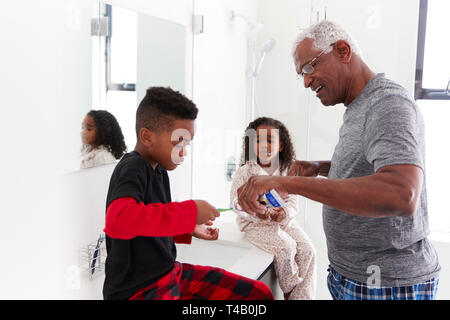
[65,2,186,172]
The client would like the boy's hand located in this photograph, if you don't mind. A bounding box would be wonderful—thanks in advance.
[194,200,220,225]
[269,207,286,222]
[192,224,219,241]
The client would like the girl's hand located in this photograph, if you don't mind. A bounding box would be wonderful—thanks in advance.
[288,161,320,177]
[269,207,286,222]
[192,224,219,241]
[255,208,270,220]
[288,160,331,177]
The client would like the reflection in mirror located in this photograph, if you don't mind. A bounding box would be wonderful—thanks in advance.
[80,110,127,169]
[68,2,186,171]
[92,2,186,155]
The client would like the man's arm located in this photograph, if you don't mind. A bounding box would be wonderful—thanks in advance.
[238,164,423,218]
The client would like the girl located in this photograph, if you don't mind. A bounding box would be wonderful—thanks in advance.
[230,117,316,300]
[80,110,127,169]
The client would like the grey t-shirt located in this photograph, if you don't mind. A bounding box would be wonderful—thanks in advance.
[323,73,440,287]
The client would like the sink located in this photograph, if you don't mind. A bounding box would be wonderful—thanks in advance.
[176,238,251,270]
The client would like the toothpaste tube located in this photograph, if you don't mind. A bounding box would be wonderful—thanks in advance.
[258,189,286,209]
[231,189,285,219]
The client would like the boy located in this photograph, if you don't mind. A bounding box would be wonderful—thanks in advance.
[103,86,274,300]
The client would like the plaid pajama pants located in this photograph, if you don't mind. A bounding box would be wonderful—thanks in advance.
[327,266,439,300]
[129,262,274,300]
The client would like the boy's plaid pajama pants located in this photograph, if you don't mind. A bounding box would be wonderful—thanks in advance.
[129,262,274,300]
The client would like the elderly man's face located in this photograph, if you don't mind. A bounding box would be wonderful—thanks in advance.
[294,38,344,106]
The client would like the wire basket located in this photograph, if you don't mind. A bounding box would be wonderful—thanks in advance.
[80,233,106,280]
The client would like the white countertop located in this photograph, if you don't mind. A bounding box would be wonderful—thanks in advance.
[176,210,274,280]
[212,211,274,280]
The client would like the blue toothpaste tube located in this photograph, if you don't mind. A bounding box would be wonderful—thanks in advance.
[258,189,286,208]
[230,189,285,219]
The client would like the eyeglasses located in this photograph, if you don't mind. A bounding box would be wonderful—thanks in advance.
[296,43,335,80]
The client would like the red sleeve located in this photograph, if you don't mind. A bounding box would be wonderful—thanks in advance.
[104,197,197,240]
[173,233,192,244]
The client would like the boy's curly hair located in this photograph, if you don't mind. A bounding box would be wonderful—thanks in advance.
[240,117,296,173]
[87,110,127,159]
[135,86,198,135]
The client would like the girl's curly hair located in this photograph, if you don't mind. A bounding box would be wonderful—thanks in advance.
[87,110,127,159]
[240,117,296,173]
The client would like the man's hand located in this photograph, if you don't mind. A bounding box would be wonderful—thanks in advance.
[192,224,219,241]
[237,175,288,216]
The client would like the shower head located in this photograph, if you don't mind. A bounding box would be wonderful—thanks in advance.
[253,38,276,77]
[261,38,276,53]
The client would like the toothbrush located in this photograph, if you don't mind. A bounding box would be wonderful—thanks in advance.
[91,233,105,274]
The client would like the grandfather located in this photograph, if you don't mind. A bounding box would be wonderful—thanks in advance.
[237,20,440,300]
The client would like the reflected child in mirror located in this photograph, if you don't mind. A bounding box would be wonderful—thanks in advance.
[230,117,317,300]
[80,110,127,169]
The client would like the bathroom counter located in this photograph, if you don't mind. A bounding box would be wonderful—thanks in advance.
[176,211,274,281]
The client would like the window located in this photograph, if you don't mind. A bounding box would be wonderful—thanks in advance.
[419,101,450,233]
[91,3,138,152]
[105,4,137,91]
[415,0,450,234]
[415,0,450,100]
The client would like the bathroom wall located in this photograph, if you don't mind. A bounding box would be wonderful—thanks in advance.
[0,0,96,298]
[191,0,258,207]
[0,0,194,299]
[58,163,117,299]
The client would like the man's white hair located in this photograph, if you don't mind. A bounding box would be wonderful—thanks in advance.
[292,20,362,61]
